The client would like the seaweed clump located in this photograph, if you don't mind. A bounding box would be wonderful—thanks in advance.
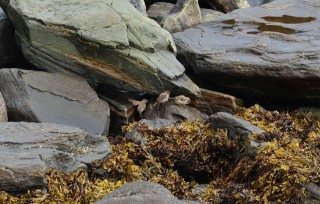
[0,106,319,203]
[229,105,320,203]
[0,170,125,203]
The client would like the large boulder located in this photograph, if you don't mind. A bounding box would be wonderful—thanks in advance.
[0,122,111,192]
[95,181,199,204]
[0,0,199,96]
[174,0,320,103]
[0,69,110,135]
[0,92,7,122]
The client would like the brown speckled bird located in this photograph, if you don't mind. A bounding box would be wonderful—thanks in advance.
[129,99,149,118]
[153,90,170,108]
[173,95,191,106]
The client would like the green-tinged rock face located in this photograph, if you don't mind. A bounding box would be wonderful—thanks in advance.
[1,0,199,96]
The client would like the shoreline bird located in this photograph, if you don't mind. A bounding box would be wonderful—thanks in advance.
[173,95,191,106]
[152,90,170,108]
[129,98,149,118]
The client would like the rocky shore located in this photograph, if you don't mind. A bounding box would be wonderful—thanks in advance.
[0,0,319,203]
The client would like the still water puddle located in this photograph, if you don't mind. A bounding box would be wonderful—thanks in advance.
[262,15,316,24]
[222,19,236,25]
[221,15,315,34]
[257,24,296,34]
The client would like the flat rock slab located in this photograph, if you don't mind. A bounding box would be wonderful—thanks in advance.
[0,92,7,122]
[95,181,199,204]
[0,0,199,96]
[0,122,111,192]
[174,0,320,102]
[0,69,110,136]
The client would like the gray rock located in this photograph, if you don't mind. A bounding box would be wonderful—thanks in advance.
[207,112,265,157]
[0,8,19,67]
[147,2,174,20]
[205,0,250,12]
[144,100,208,122]
[0,69,110,136]
[304,182,320,202]
[192,88,242,115]
[0,0,200,96]
[139,118,174,130]
[0,122,111,192]
[174,0,320,102]
[159,0,202,33]
[125,119,173,145]
[125,129,148,145]
[129,0,147,16]
[95,181,199,204]
[148,2,222,23]
[200,8,223,22]
[0,92,7,122]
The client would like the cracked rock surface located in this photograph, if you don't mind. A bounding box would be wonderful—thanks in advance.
[0,0,199,96]
[174,0,320,102]
[0,69,110,136]
[0,122,111,192]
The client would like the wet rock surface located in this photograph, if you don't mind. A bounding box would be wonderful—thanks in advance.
[0,69,110,135]
[159,0,202,33]
[0,92,7,122]
[0,122,111,192]
[95,181,200,204]
[174,0,320,103]
[0,0,199,96]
